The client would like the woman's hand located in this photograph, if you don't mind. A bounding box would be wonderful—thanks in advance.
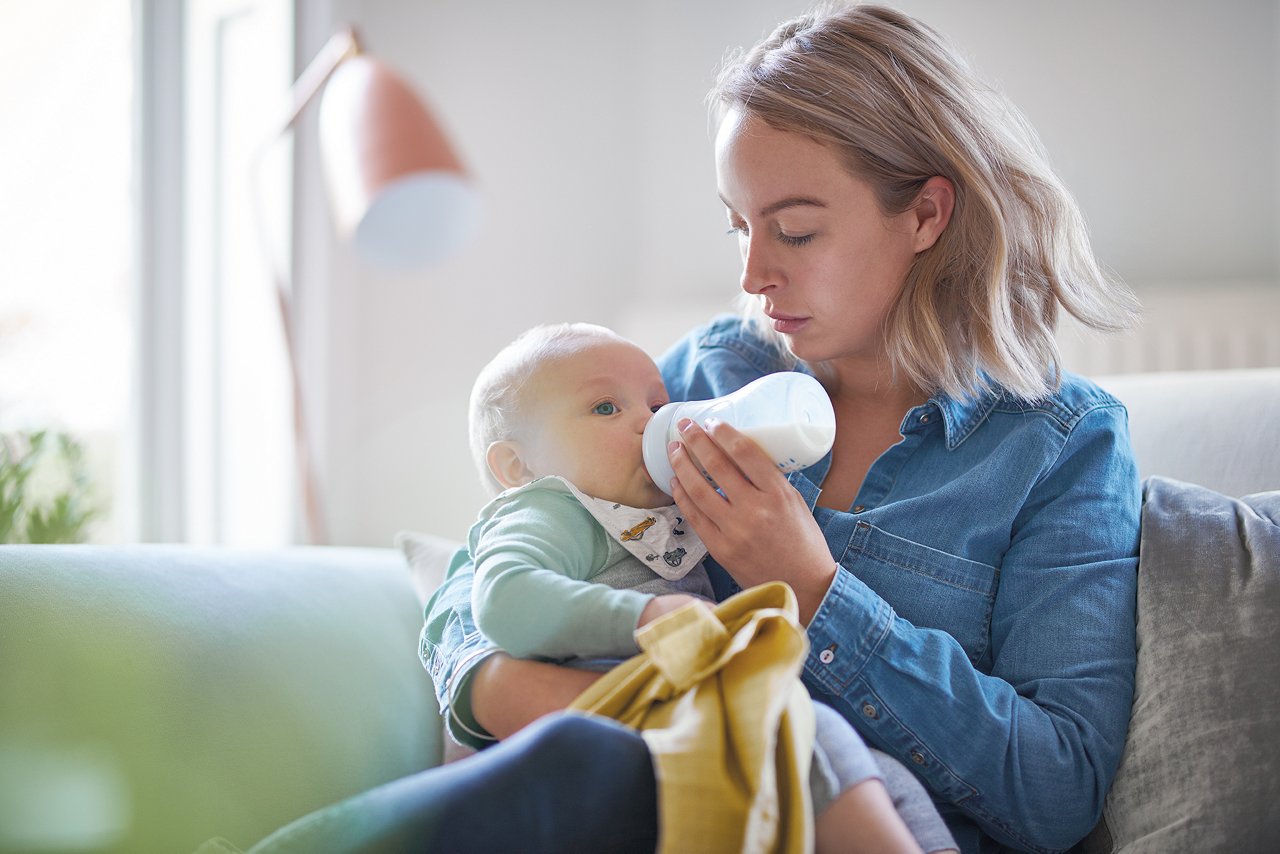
[668,418,837,624]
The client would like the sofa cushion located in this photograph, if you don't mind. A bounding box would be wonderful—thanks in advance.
[1099,478,1280,851]
[0,545,440,854]
[395,530,462,606]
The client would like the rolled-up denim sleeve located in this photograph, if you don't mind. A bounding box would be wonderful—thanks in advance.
[805,404,1140,852]
[418,547,502,750]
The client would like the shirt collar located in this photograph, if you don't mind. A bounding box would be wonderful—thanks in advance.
[928,380,1004,450]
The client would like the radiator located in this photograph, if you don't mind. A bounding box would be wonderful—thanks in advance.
[1057,283,1280,377]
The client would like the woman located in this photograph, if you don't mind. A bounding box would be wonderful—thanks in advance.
[252,5,1140,853]
[428,5,1140,852]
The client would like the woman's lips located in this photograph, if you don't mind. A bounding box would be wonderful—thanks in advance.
[769,314,810,334]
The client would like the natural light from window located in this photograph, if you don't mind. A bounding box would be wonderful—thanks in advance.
[0,0,132,543]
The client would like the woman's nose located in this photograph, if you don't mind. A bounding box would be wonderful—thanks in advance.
[740,234,779,295]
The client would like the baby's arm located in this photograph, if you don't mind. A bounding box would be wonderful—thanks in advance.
[638,592,713,626]
[472,488,654,660]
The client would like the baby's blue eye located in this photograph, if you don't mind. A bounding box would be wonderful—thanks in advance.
[593,401,618,416]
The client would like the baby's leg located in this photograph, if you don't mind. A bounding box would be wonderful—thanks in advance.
[811,702,919,853]
[811,702,956,854]
[869,748,958,854]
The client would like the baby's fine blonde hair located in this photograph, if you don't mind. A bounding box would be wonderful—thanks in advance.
[712,3,1139,400]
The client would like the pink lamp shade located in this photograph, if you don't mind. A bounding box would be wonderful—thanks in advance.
[319,55,479,270]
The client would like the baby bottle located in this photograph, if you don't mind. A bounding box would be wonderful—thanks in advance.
[643,372,837,496]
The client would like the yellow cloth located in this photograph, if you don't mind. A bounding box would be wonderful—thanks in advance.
[568,581,815,854]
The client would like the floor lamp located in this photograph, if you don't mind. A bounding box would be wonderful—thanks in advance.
[257,26,479,543]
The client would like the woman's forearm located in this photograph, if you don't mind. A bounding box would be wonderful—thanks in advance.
[471,653,603,739]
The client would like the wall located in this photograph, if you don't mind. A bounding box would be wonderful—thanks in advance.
[302,0,1280,546]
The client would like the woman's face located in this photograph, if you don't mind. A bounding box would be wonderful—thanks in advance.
[714,108,922,367]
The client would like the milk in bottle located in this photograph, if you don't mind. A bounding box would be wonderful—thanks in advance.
[642,372,836,496]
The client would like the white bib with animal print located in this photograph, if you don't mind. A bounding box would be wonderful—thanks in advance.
[549,477,707,581]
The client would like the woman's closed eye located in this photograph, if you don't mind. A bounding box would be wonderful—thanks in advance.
[725,222,815,248]
[777,230,815,247]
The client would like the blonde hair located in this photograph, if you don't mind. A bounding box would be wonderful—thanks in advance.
[469,323,629,495]
[712,2,1139,400]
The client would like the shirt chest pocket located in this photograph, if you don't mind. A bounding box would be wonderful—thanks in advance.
[841,521,998,665]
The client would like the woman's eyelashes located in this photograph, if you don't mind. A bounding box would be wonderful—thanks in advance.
[778,231,815,247]
[725,221,815,247]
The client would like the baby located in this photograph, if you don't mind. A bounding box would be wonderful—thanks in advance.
[466,322,956,854]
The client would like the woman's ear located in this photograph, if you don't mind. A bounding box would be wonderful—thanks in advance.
[486,440,535,490]
[910,175,955,253]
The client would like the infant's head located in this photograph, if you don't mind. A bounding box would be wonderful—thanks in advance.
[469,323,673,508]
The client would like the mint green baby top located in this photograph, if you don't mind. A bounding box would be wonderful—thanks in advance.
[469,476,715,662]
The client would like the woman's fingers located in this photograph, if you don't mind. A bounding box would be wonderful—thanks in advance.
[673,419,782,500]
[669,417,797,551]
[702,419,786,490]
[668,429,727,509]
[668,422,741,512]
[668,418,836,610]
[669,474,718,540]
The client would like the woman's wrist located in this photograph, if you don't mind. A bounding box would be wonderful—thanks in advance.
[469,652,513,735]
[795,561,839,626]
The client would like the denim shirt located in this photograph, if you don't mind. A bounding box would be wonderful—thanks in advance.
[421,315,1140,854]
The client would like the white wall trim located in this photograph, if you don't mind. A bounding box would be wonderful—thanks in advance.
[291,0,338,542]
[133,0,187,542]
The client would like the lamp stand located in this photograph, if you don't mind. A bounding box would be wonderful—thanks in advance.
[251,28,363,545]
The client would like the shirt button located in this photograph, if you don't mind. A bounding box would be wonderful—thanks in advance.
[919,413,930,423]
[862,703,878,719]
[852,505,865,513]
[910,751,926,765]
[819,648,835,664]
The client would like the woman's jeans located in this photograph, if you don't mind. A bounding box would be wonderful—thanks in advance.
[246,714,658,854]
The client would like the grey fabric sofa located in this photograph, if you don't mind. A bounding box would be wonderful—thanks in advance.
[1,368,1277,854]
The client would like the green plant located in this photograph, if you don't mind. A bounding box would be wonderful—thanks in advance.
[0,430,100,544]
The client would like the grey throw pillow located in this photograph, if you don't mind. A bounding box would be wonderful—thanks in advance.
[1100,477,1280,852]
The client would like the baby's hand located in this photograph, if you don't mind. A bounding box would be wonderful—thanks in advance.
[637,593,713,627]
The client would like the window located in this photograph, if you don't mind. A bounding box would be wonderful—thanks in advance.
[0,1,134,542]
[142,0,298,545]
[0,0,299,545]
[180,0,295,544]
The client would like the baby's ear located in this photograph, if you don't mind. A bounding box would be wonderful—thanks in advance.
[486,440,535,490]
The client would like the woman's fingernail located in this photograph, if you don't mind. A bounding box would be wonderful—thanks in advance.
[678,418,694,432]
[667,440,680,454]
[670,479,679,493]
